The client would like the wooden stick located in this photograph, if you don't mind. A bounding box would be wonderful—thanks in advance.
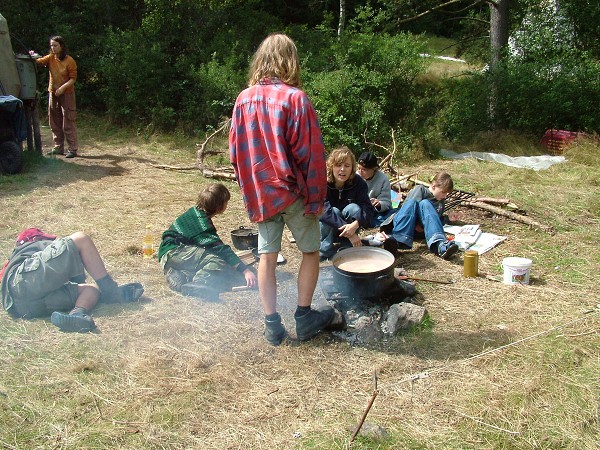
[231,285,251,292]
[389,172,418,185]
[350,370,379,443]
[397,275,454,284]
[464,201,554,233]
[196,119,230,167]
[473,196,511,205]
[200,168,237,180]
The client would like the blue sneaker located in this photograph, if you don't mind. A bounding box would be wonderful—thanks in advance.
[437,240,459,260]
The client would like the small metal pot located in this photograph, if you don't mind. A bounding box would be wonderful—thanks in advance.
[231,226,259,250]
[331,247,397,299]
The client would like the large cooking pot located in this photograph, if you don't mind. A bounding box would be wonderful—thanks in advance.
[331,247,396,299]
[231,226,259,250]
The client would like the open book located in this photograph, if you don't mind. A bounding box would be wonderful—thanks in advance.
[443,224,506,255]
[454,224,482,244]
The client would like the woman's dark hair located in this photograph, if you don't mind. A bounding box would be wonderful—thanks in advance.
[50,35,68,61]
[196,183,231,216]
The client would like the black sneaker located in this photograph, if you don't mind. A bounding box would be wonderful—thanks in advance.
[379,212,396,234]
[65,151,78,158]
[383,237,399,257]
[295,305,335,341]
[119,283,144,302]
[181,282,220,302]
[437,240,459,260]
[51,311,96,333]
[264,313,287,346]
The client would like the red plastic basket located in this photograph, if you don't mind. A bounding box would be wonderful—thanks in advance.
[540,129,580,155]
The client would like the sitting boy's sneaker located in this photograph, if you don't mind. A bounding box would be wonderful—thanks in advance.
[295,305,335,341]
[264,313,287,346]
[383,237,399,257]
[51,311,96,333]
[119,283,144,302]
[181,282,220,302]
[379,212,397,234]
[437,240,459,260]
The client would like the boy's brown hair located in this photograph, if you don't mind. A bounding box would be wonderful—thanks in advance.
[326,146,356,185]
[196,183,231,216]
[248,33,300,87]
[432,172,454,192]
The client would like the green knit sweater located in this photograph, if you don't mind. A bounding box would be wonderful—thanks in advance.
[157,207,241,267]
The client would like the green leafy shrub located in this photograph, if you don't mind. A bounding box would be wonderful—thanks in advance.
[434,73,491,141]
[304,32,426,150]
[179,55,246,134]
[499,53,600,133]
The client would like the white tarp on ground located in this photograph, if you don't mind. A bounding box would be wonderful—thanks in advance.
[440,149,566,171]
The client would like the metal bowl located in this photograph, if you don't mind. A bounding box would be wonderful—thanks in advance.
[231,226,259,250]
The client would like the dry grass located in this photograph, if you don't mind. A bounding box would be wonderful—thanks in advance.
[0,119,598,449]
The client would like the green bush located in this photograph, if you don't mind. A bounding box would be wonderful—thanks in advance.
[500,54,600,133]
[434,73,492,141]
[304,32,426,150]
[179,56,246,134]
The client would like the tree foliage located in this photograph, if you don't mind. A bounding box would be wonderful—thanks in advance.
[1,0,598,148]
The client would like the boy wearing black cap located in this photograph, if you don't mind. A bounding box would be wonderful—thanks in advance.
[357,152,394,227]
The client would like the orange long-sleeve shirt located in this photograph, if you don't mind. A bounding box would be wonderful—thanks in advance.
[36,53,77,94]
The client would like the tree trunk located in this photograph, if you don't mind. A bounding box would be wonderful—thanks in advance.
[338,0,346,37]
[488,0,510,129]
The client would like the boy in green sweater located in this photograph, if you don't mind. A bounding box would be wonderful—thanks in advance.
[158,183,257,301]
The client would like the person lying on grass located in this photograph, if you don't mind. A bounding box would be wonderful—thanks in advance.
[158,183,257,302]
[381,171,459,260]
[1,229,144,333]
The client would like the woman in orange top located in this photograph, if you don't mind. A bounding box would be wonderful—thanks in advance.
[33,36,79,158]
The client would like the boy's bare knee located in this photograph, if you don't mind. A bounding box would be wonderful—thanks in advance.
[69,231,94,249]
[69,231,88,241]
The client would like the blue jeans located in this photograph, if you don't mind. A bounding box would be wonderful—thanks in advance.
[370,207,397,227]
[320,203,362,258]
[390,199,445,252]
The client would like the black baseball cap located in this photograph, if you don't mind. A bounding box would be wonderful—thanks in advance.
[358,152,378,169]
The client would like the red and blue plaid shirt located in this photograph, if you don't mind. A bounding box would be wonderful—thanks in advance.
[229,79,327,222]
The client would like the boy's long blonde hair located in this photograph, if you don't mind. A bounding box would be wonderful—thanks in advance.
[326,146,356,185]
[248,34,300,87]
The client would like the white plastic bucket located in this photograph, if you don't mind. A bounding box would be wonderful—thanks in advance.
[502,257,533,285]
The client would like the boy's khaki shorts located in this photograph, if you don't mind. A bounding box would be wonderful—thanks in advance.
[258,198,320,254]
[8,237,83,318]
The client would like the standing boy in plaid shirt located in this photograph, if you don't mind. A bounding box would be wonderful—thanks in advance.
[230,33,335,346]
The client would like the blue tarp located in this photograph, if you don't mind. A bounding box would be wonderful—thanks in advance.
[0,95,27,142]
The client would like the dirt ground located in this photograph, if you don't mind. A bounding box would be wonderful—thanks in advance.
[0,125,598,449]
